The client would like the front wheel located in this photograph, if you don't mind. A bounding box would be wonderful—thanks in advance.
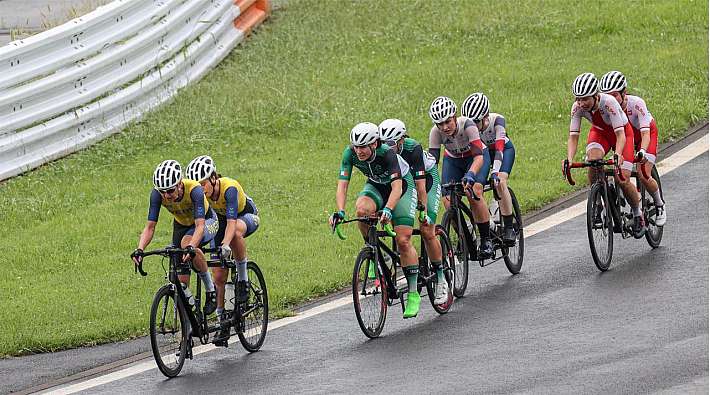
[352,249,387,338]
[425,225,454,314]
[502,187,524,274]
[442,210,469,297]
[587,183,614,271]
[150,284,188,378]
[642,165,664,248]
[237,261,269,352]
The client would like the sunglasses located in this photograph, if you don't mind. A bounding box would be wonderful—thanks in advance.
[160,187,177,195]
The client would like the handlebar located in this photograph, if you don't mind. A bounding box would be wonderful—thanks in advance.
[634,151,650,180]
[331,214,396,240]
[564,157,622,186]
[131,246,196,277]
[441,181,480,201]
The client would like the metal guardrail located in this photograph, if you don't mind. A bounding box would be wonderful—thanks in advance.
[0,0,270,181]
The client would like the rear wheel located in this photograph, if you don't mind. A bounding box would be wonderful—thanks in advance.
[642,166,664,248]
[425,226,454,314]
[502,188,524,274]
[150,284,188,378]
[352,249,387,338]
[237,261,269,352]
[587,183,614,271]
[442,210,469,297]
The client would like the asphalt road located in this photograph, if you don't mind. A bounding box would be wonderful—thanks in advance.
[25,141,706,394]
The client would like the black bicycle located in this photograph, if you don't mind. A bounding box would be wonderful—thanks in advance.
[132,246,268,377]
[565,155,664,271]
[440,180,524,297]
[333,214,455,338]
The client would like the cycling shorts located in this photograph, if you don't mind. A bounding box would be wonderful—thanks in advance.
[214,198,260,246]
[172,208,218,247]
[358,173,417,227]
[424,169,441,223]
[489,140,515,175]
[586,122,634,171]
[441,153,491,196]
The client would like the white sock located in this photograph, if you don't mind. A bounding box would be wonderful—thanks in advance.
[198,271,215,292]
[652,190,664,207]
[632,206,642,217]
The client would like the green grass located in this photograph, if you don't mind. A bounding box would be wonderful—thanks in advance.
[0,0,706,357]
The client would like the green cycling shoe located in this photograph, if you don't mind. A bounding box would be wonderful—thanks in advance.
[403,291,421,319]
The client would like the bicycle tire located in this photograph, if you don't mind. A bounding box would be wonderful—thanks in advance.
[502,187,524,274]
[642,166,664,248]
[587,183,614,271]
[442,209,469,297]
[426,225,454,314]
[238,261,269,352]
[149,284,188,378]
[352,248,387,338]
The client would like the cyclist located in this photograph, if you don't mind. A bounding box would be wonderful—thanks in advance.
[460,92,517,246]
[378,118,448,304]
[131,160,218,315]
[329,122,421,318]
[186,155,260,346]
[428,96,494,258]
[599,70,666,226]
[564,72,646,238]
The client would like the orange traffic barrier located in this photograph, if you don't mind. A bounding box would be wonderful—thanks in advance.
[234,0,271,36]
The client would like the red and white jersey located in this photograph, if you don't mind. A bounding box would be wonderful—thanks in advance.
[477,112,509,152]
[569,93,628,135]
[429,117,485,158]
[624,95,654,133]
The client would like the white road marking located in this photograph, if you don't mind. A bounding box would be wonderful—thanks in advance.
[42,133,708,394]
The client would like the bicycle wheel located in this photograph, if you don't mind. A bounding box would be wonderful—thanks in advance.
[425,226,454,314]
[442,210,469,297]
[238,261,269,352]
[587,183,614,271]
[643,166,664,248]
[502,188,524,274]
[352,248,387,338]
[150,284,188,378]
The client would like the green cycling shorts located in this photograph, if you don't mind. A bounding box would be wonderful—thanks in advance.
[358,173,417,227]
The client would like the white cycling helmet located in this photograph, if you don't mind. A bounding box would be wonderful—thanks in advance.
[153,160,182,191]
[599,70,627,93]
[429,96,457,123]
[350,122,380,146]
[186,155,216,182]
[378,119,407,142]
[461,92,489,122]
[572,72,599,98]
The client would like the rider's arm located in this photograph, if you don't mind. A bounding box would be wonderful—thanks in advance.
[384,148,403,210]
[613,126,627,161]
[633,97,653,151]
[492,116,507,173]
[568,102,582,161]
[335,180,348,212]
[385,178,403,211]
[188,186,207,248]
[137,221,157,250]
[428,126,442,165]
[220,186,240,247]
[336,147,355,212]
[410,144,427,207]
[139,190,163,249]
[464,121,485,174]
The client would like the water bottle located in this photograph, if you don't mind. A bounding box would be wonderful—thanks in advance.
[225,282,235,311]
[181,283,196,310]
